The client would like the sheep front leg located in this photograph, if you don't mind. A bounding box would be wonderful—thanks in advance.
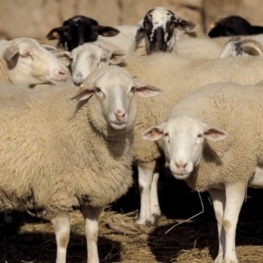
[137,160,160,225]
[223,182,246,263]
[51,214,70,263]
[81,205,102,263]
[208,188,226,263]
[151,170,161,218]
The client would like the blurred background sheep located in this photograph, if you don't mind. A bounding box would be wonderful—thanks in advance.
[0,0,262,41]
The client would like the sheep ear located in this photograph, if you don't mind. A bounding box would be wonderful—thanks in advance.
[108,51,126,65]
[134,81,162,97]
[46,27,64,40]
[204,125,228,141]
[174,18,197,33]
[98,26,120,37]
[135,19,144,43]
[142,124,165,141]
[42,44,57,52]
[3,45,19,62]
[54,51,71,66]
[71,87,94,101]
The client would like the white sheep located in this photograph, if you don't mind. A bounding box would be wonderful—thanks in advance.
[154,36,263,60]
[69,43,126,85]
[142,82,263,263]
[0,37,70,87]
[70,37,260,89]
[120,52,263,225]
[0,65,161,263]
[219,37,263,57]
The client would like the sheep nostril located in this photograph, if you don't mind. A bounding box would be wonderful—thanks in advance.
[175,162,187,169]
[57,70,68,80]
[114,110,126,121]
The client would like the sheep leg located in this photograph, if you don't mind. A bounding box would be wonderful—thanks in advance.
[208,188,226,263]
[137,160,160,225]
[151,170,161,218]
[223,182,246,263]
[82,205,102,263]
[51,214,70,263]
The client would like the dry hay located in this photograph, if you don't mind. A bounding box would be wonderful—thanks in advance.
[1,174,263,263]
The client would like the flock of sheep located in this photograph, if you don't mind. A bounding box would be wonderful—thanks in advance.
[2,5,263,263]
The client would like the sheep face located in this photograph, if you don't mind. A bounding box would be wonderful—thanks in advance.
[70,43,126,86]
[142,116,227,179]
[208,15,263,38]
[74,66,162,131]
[135,7,196,54]
[46,15,120,51]
[2,38,69,87]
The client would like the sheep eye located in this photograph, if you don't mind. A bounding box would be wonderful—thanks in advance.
[100,58,107,63]
[164,132,169,137]
[21,52,32,59]
[130,87,136,93]
[197,134,203,138]
[94,87,101,93]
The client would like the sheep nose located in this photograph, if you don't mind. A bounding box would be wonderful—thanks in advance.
[175,161,187,172]
[73,72,84,86]
[152,44,167,52]
[56,68,68,81]
[114,110,126,122]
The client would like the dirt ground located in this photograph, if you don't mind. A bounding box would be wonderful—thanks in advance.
[1,168,263,263]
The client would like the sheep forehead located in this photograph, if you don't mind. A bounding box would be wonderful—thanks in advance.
[148,7,174,28]
[167,116,203,136]
[147,8,175,42]
[94,70,134,90]
[72,44,105,60]
[10,38,38,49]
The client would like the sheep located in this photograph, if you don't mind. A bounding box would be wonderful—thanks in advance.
[69,43,126,85]
[70,37,258,89]
[0,65,161,263]
[46,15,120,51]
[119,52,263,225]
[141,82,263,263]
[46,9,197,57]
[208,15,263,38]
[219,37,263,57]
[0,38,69,87]
[160,36,263,60]
[133,6,197,55]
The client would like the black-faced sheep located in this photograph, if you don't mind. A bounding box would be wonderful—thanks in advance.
[46,15,120,51]
[208,15,263,38]
[134,6,197,54]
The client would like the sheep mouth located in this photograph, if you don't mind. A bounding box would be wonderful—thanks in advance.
[50,78,68,84]
[110,121,127,130]
[170,170,191,180]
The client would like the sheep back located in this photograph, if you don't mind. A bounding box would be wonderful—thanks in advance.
[123,54,263,163]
